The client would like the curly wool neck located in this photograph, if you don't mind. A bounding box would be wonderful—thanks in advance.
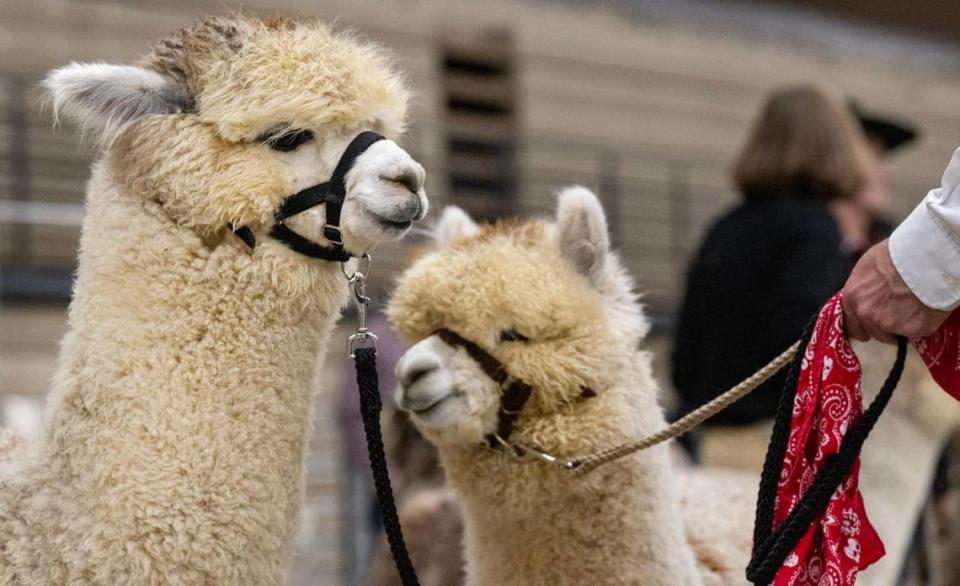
[0,164,348,583]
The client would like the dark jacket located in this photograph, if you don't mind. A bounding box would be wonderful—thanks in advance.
[671,197,850,426]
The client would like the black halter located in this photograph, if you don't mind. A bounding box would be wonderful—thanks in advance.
[232,131,385,262]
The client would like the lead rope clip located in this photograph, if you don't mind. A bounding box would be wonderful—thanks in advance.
[344,253,378,358]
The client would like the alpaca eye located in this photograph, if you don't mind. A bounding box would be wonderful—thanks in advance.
[499,329,528,343]
[266,129,314,152]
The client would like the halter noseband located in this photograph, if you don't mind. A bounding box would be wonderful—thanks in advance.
[232,131,385,262]
[434,328,533,448]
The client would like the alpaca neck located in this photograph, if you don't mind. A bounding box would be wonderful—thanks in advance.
[5,163,349,582]
[440,356,702,586]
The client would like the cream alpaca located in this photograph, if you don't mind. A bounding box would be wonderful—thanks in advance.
[389,188,754,586]
[0,16,427,585]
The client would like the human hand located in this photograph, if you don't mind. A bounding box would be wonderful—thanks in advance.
[842,240,951,343]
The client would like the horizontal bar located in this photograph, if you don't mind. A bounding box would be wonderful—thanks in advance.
[0,200,84,227]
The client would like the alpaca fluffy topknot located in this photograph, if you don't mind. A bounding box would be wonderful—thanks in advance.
[389,209,635,418]
[142,16,410,142]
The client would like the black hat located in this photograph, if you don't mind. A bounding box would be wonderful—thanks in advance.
[849,99,919,154]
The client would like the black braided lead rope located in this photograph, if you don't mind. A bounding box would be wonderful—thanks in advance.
[750,318,818,563]
[353,347,420,586]
[747,324,908,584]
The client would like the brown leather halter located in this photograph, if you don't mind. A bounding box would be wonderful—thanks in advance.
[434,328,533,448]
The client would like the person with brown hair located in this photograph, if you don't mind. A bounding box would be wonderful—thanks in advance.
[671,84,872,458]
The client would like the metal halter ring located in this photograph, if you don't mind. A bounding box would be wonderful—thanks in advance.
[341,253,372,283]
[347,330,379,358]
[344,253,377,359]
[490,434,579,470]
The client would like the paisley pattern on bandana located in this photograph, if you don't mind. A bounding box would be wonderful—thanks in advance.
[916,309,960,400]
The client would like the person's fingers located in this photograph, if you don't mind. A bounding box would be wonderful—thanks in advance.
[861,310,897,343]
[844,308,870,341]
[865,324,897,345]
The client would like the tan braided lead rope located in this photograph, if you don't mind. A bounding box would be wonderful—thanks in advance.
[507,340,802,476]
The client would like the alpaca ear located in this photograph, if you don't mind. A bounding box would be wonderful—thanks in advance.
[434,206,478,247]
[44,63,190,145]
[556,186,609,285]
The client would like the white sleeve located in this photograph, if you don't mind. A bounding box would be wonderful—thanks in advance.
[889,147,960,311]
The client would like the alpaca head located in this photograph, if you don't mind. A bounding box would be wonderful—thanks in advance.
[389,187,649,448]
[44,16,426,257]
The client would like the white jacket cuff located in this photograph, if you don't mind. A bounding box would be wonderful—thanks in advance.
[889,199,960,310]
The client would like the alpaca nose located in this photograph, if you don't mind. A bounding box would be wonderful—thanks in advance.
[399,354,440,389]
[381,164,424,196]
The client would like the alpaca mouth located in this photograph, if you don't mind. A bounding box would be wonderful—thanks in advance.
[365,195,423,231]
[367,209,414,231]
[406,393,455,416]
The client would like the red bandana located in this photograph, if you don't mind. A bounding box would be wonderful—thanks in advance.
[771,293,960,585]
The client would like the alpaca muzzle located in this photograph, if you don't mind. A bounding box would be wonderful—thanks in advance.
[232,131,385,262]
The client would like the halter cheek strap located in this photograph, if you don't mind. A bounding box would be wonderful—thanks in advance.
[232,130,385,262]
[435,328,534,448]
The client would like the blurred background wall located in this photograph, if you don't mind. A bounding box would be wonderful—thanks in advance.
[1,1,959,584]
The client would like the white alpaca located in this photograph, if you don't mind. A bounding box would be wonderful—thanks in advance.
[0,16,427,585]
[388,189,754,586]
